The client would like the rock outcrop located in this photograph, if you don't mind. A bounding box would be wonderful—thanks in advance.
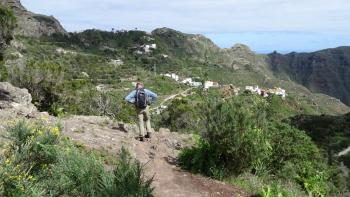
[0,0,67,37]
[0,82,37,119]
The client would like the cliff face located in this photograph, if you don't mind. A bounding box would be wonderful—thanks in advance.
[268,47,350,106]
[0,0,66,37]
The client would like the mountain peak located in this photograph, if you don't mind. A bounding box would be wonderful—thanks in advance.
[1,0,67,37]
[231,43,252,52]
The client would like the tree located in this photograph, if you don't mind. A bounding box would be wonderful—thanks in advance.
[0,5,16,60]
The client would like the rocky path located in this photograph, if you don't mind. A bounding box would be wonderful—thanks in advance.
[62,115,249,197]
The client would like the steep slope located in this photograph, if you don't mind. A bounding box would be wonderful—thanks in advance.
[0,0,66,37]
[268,47,350,106]
[152,27,271,74]
[151,28,349,114]
[290,113,350,168]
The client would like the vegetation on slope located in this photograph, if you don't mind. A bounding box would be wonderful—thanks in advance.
[177,95,344,196]
[0,120,154,196]
[0,5,16,60]
[290,113,350,167]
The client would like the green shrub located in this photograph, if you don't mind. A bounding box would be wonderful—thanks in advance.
[157,97,202,133]
[178,96,334,196]
[0,120,154,197]
[0,5,16,60]
[99,147,154,197]
[179,96,272,177]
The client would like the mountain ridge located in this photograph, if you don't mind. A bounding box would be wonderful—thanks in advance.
[0,0,66,37]
[268,46,350,106]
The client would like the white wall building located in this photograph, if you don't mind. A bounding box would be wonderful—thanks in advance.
[181,78,202,87]
[268,87,287,99]
[245,85,261,95]
[161,73,179,81]
[204,81,219,90]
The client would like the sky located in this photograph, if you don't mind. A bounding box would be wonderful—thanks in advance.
[21,0,350,53]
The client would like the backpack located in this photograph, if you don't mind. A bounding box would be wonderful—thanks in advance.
[135,88,147,109]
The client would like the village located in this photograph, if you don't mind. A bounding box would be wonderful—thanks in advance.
[159,72,287,99]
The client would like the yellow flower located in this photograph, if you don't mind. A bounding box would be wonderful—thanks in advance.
[5,159,11,165]
[28,175,33,180]
[52,127,60,136]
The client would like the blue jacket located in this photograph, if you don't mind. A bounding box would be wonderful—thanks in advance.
[125,89,158,104]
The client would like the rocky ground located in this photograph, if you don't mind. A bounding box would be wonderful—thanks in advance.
[0,82,248,197]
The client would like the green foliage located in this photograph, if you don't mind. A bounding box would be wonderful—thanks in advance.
[179,96,272,177]
[0,5,16,48]
[178,95,335,196]
[0,120,154,197]
[0,5,16,61]
[157,97,201,133]
[7,60,64,112]
[98,147,154,197]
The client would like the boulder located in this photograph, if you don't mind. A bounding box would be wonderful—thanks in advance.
[0,82,37,118]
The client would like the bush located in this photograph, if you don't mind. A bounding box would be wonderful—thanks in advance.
[178,96,334,196]
[99,147,154,197]
[179,96,272,177]
[0,5,16,60]
[0,120,154,197]
[157,97,202,133]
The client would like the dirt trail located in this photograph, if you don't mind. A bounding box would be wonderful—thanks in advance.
[62,116,248,197]
[150,88,193,112]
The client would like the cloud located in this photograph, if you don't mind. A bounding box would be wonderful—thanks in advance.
[20,0,350,33]
[20,0,350,51]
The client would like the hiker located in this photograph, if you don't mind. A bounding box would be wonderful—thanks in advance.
[125,82,157,141]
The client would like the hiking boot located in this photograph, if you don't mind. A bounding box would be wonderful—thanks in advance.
[145,132,152,139]
[138,136,144,142]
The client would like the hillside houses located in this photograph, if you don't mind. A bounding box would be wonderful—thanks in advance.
[133,43,157,54]
[245,85,287,99]
[204,81,220,90]
[142,44,157,53]
[161,73,179,81]
[181,78,202,87]
[110,59,124,66]
[245,85,261,95]
[268,87,287,98]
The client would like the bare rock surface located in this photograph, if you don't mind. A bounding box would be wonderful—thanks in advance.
[0,82,37,119]
[0,0,67,37]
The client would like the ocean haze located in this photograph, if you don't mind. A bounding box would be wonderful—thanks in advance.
[20,0,350,53]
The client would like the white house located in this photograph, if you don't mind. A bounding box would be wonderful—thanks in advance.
[268,87,286,99]
[143,44,157,53]
[181,78,193,84]
[192,82,203,87]
[161,73,179,81]
[56,48,77,55]
[245,85,261,95]
[110,59,124,66]
[204,81,220,90]
[181,78,202,87]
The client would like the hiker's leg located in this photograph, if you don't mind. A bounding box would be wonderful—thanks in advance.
[138,112,145,137]
[144,106,152,134]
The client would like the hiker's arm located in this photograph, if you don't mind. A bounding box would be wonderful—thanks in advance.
[146,89,157,103]
[125,90,136,103]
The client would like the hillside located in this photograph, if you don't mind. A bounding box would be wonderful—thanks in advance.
[1,1,350,196]
[0,0,66,37]
[268,47,350,106]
